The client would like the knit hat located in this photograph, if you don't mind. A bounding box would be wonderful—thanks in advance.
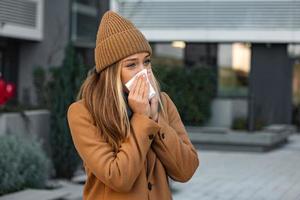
[94,10,152,73]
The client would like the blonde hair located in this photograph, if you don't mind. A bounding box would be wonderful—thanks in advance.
[76,61,166,152]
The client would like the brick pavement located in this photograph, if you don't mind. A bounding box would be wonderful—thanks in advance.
[172,134,300,200]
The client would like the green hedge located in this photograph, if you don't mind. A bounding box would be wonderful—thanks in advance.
[33,44,87,179]
[47,44,87,178]
[231,116,266,131]
[0,134,51,195]
[154,65,216,126]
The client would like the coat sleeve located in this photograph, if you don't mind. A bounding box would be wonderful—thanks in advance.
[67,101,160,192]
[151,92,200,182]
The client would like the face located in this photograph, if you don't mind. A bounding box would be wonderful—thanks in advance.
[119,52,153,93]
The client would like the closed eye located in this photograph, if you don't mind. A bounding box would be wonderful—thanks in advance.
[144,59,151,65]
[127,63,136,68]
[126,59,151,68]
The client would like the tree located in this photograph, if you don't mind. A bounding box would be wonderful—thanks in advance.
[48,43,88,178]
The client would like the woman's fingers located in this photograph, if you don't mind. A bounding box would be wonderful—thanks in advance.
[142,79,149,100]
[140,75,149,100]
[127,74,151,117]
[129,74,149,101]
[132,75,142,96]
[137,75,145,98]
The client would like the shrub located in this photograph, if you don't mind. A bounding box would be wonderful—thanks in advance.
[232,117,248,130]
[232,116,266,131]
[33,66,49,108]
[31,44,87,179]
[254,117,266,131]
[47,44,87,178]
[0,134,51,195]
[154,65,216,126]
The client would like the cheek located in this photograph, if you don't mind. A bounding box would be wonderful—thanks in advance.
[121,68,135,84]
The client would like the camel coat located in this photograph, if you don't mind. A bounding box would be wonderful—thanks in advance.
[67,92,199,200]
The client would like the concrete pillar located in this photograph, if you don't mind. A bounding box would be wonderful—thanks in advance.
[249,43,293,130]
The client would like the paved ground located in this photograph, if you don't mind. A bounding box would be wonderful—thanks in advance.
[171,134,300,200]
[3,134,299,200]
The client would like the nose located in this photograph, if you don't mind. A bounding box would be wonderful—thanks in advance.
[137,63,147,72]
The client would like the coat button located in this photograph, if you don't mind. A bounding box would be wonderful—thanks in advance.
[148,134,154,140]
[148,182,152,190]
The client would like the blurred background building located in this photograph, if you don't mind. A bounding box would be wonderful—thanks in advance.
[1,0,300,130]
[0,0,109,106]
[114,0,300,130]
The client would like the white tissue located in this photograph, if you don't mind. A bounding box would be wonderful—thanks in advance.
[125,69,156,100]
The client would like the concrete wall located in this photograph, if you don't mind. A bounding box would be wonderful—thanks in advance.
[207,98,248,128]
[18,0,71,106]
[0,110,51,155]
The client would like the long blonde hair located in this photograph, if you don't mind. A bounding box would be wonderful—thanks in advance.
[76,61,166,152]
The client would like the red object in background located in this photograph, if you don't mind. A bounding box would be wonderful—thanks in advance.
[0,77,16,105]
[0,78,6,105]
[5,83,16,99]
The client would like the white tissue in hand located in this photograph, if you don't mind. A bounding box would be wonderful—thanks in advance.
[125,69,156,100]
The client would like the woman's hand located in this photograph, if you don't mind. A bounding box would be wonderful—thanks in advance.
[147,68,159,122]
[149,95,159,122]
[128,74,150,117]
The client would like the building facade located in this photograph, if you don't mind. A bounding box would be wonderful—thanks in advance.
[1,0,299,129]
[112,0,300,129]
[0,0,109,106]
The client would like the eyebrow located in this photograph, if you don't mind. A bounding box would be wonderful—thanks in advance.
[123,53,150,62]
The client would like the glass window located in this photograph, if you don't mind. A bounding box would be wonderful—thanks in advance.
[75,0,97,7]
[72,0,98,47]
[151,42,185,67]
[288,44,300,105]
[293,60,300,106]
[217,43,250,98]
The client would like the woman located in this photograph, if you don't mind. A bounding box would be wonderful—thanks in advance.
[67,10,199,200]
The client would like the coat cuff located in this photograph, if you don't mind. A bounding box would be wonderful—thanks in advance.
[154,112,174,143]
[130,113,161,142]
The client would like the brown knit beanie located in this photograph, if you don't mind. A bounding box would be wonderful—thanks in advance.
[94,10,152,73]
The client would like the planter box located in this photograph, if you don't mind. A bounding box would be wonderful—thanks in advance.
[0,188,68,200]
[0,180,82,200]
[207,98,248,128]
[187,124,296,152]
[0,109,51,154]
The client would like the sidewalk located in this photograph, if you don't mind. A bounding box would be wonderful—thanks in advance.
[2,134,299,200]
[172,134,300,200]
